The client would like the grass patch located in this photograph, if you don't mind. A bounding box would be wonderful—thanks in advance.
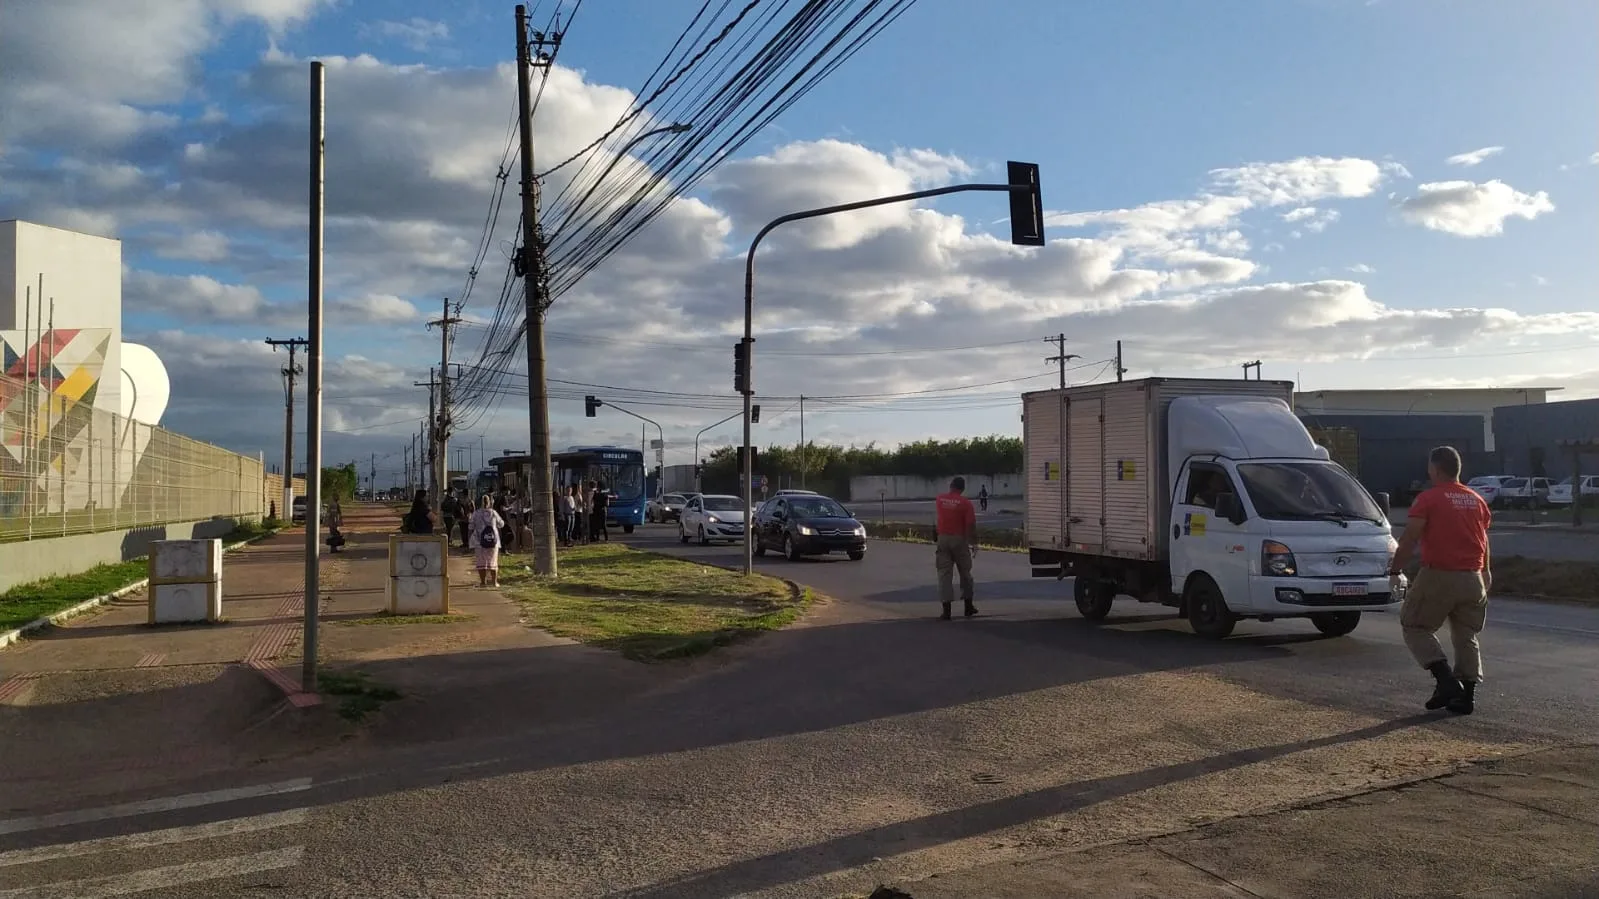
[222,518,288,543]
[318,670,403,722]
[1492,556,1599,604]
[865,520,1026,553]
[333,612,478,626]
[498,542,808,662]
[0,560,150,633]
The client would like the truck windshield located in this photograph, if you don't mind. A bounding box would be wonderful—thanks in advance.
[1236,462,1383,523]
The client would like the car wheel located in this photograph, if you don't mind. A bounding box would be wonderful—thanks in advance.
[698,525,710,546]
[784,534,803,561]
[623,524,635,534]
[1310,611,1361,637]
[754,539,767,557]
[1185,575,1236,639]
[679,523,689,544]
[1073,576,1115,621]
[847,550,864,561]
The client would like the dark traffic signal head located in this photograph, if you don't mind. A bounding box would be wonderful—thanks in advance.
[584,395,602,417]
[733,338,753,395]
[1006,161,1045,247]
[751,404,761,423]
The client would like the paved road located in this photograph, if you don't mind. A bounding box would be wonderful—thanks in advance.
[874,498,1599,562]
[3,527,1595,898]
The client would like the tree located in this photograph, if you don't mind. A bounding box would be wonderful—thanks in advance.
[697,436,1022,499]
[321,463,359,503]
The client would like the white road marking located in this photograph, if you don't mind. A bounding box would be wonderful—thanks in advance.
[0,809,307,868]
[0,779,312,836]
[0,846,304,899]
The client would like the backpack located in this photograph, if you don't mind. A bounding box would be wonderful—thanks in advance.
[478,524,497,549]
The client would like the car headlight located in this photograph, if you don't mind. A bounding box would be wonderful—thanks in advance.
[797,525,815,535]
[853,525,866,536]
[1262,540,1297,577]
[707,515,720,524]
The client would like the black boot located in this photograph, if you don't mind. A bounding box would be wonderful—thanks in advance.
[939,603,952,621]
[1425,660,1463,710]
[963,600,978,618]
[1447,680,1475,715]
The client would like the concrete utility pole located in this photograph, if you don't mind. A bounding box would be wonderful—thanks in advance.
[414,371,439,499]
[1045,333,1081,389]
[427,298,462,518]
[303,59,326,693]
[1115,340,1126,381]
[265,337,308,518]
[516,3,562,576]
[1242,360,1263,380]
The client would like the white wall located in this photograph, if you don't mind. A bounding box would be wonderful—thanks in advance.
[849,473,1024,501]
[1294,388,1557,453]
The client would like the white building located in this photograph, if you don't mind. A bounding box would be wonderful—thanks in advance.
[1294,387,1558,453]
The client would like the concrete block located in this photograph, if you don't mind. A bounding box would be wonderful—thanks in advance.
[387,576,449,615]
[148,581,223,624]
[389,535,447,578]
[149,538,223,583]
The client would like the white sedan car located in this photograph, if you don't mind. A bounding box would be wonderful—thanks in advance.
[679,493,748,545]
[1549,475,1598,505]
[1465,475,1515,507]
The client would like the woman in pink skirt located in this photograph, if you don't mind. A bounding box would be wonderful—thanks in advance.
[470,494,506,587]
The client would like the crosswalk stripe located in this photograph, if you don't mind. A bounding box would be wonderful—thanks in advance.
[0,779,312,836]
[0,846,304,899]
[0,809,307,869]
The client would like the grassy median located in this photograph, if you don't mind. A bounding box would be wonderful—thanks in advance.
[498,543,809,661]
[865,520,1026,552]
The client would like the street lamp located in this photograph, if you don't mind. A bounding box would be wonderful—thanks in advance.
[734,162,1046,574]
[693,409,757,494]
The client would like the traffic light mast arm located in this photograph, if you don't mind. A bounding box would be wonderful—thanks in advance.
[586,397,664,451]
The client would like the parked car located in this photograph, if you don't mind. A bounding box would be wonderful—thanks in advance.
[647,492,692,523]
[291,495,308,523]
[1498,476,1552,508]
[753,492,867,561]
[1548,475,1599,506]
[773,488,819,496]
[678,494,748,545]
[1465,475,1515,507]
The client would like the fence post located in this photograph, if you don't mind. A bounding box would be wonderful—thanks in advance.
[87,409,95,533]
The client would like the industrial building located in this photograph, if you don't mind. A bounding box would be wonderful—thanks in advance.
[1493,397,1599,480]
[1295,387,1557,453]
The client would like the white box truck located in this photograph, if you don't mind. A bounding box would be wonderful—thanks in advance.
[1023,377,1404,638]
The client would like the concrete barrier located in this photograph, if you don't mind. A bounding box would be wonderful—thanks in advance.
[147,538,223,624]
[0,517,246,594]
[387,535,449,615]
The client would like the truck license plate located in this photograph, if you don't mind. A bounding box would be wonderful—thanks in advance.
[1332,582,1368,597]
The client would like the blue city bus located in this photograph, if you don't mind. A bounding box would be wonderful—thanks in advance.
[555,445,647,532]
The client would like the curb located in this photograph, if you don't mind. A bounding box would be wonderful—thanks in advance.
[0,534,268,651]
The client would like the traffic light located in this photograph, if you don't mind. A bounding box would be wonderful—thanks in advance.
[733,338,753,395]
[751,404,761,423]
[1007,160,1045,247]
[584,395,601,417]
[736,445,758,470]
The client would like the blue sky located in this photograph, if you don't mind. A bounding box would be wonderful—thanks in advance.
[1,0,1594,482]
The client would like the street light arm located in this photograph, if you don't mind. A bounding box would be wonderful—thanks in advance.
[695,410,742,444]
[596,398,665,445]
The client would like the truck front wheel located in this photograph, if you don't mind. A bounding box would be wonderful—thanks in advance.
[1310,611,1361,637]
[1073,576,1115,621]
[1184,576,1236,639]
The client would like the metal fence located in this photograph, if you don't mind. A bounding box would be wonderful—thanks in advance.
[0,370,266,541]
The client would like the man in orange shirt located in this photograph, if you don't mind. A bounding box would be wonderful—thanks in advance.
[1389,446,1492,715]
[934,476,980,620]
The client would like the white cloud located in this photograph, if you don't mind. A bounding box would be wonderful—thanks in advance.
[1445,146,1504,167]
[359,18,451,51]
[1397,179,1555,237]
[1281,206,1340,234]
[1208,157,1386,206]
[1533,274,1550,286]
[1348,263,1375,274]
[155,230,231,262]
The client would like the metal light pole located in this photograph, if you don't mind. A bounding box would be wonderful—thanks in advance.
[694,411,742,494]
[303,60,325,693]
[737,163,1046,574]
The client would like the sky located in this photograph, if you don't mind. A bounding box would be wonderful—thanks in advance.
[1,0,1595,487]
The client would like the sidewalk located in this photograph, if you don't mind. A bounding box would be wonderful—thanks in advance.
[874,745,1599,899]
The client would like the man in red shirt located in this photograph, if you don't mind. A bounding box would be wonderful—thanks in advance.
[935,477,980,620]
[1389,446,1492,715]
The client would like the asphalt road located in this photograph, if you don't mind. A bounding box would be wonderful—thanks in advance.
[4,526,1596,898]
[874,498,1599,562]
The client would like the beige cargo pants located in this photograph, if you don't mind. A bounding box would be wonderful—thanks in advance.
[935,534,974,606]
[1400,568,1488,682]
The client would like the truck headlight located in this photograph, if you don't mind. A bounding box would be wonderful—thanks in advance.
[1262,540,1297,577]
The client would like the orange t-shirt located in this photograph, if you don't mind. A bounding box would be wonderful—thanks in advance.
[935,491,976,536]
[1410,482,1491,571]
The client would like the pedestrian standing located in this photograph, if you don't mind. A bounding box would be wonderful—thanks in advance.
[471,494,505,588]
[591,480,611,542]
[934,476,979,620]
[563,485,581,546]
[441,491,461,553]
[579,481,593,544]
[1389,445,1492,715]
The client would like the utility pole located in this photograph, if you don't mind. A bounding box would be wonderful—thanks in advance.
[1115,340,1126,381]
[1044,333,1080,389]
[265,337,308,518]
[427,298,462,518]
[413,371,439,498]
[516,3,562,576]
[798,395,805,489]
[303,59,326,693]
[1242,360,1262,380]
[369,453,376,499]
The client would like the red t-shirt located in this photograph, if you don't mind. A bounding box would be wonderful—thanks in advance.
[935,491,976,536]
[1410,481,1491,571]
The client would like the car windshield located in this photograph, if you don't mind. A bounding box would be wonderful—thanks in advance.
[702,496,743,512]
[1503,478,1528,488]
[1467,477,1499,487]
[788,497,849,518]
[1236,461,1384,522]
[664,494,685,504]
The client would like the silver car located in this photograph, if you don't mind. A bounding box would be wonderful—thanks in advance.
[646,492,692,523]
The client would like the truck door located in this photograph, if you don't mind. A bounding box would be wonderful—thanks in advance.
[1170,461,1253,611]
[1066,396,1104,550]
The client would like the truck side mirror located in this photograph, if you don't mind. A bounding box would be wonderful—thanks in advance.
[1215,492,1246,525]
[1375,491,1391,517]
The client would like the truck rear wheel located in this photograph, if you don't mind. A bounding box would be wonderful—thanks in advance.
[1310,611,1361,637]
[1073,577,1115,621]
[1185,576,1236,639]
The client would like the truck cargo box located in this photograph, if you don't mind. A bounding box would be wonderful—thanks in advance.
[1023,378,1295,562]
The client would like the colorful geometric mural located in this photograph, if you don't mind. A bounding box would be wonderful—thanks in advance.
[0,328,113,518]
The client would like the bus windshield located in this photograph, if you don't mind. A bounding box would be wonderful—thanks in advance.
[596,462,644,498]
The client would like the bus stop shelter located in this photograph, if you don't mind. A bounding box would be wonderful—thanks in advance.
[1556,437,1599,526]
